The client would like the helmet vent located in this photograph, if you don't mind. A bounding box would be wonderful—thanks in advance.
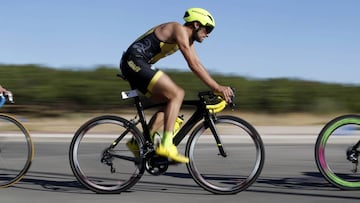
[207,15,213,22]
[184,11,190,18]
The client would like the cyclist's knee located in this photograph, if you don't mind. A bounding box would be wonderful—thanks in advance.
[169,86,184,104]
[175,87,184,100]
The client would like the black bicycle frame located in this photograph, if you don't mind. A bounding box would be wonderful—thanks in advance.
[353,140,360,150]
[132,94,227,157]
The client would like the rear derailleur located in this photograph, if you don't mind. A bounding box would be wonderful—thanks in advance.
[101,149,116,173]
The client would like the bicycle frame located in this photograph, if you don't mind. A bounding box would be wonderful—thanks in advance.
[125,90,229,157]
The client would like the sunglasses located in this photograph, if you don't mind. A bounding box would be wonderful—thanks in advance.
[204,26,214,34]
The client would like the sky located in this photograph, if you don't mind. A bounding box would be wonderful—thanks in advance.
[1,0,359,85]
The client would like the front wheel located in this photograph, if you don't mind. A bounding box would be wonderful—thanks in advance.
[315,114,360,190]
[69,115,145,193]
[186,115,265,194]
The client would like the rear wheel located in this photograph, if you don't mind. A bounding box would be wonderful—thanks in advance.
[69,115,145,193]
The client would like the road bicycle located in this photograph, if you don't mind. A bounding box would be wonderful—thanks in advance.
[0,92,34,188]
[315,114,360,190]
[69,76,265,194]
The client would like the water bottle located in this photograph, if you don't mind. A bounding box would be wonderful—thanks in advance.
[173,115,184,135]
[152,115,184,146]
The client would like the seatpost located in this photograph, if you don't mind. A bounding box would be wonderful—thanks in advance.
[133,96,151,140]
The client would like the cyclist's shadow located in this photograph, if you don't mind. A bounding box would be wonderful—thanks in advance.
[6,171,90,194]
[247,171,360,200]
[10,170,201,194]
[8,170,354,196]
[255,171,334,190]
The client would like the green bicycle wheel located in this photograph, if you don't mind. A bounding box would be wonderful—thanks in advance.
[315,114,360,190]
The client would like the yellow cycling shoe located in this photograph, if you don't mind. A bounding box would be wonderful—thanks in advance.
[155,144,189,163]
[126,138,140,158]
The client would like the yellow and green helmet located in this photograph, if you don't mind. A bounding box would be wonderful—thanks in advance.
[183,8,215,33]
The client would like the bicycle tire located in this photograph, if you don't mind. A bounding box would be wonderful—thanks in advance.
[0,114,34,188]
[315,114,360,190]
[69,115,146,193]
[185,115,265,194]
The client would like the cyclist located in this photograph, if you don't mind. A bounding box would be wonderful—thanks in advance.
[120,8,234,163]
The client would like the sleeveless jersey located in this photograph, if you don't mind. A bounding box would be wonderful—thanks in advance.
[127,26,179,64]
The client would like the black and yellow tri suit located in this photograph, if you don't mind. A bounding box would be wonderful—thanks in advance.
[120,26,179,96]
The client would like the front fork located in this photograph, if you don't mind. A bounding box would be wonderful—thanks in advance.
[206,114,227,157]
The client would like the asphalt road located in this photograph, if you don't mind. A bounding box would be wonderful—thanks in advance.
[1,128,360,203]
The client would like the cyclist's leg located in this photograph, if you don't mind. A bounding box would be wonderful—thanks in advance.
[148,110,164,145]
[120,55,188,163]
[148,73,183,134]
[149,73,183,136]
[148,73,189,163]
[148,110,164,135]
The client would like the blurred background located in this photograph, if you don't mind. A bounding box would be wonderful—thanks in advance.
[1,65,359,114]
[1,1,359,131]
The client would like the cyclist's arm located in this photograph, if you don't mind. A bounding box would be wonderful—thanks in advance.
[174,26,233,102]
[174,27,219,89]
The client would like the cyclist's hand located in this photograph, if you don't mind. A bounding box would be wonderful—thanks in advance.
[216,86,234,103]
[0,85,7,94]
